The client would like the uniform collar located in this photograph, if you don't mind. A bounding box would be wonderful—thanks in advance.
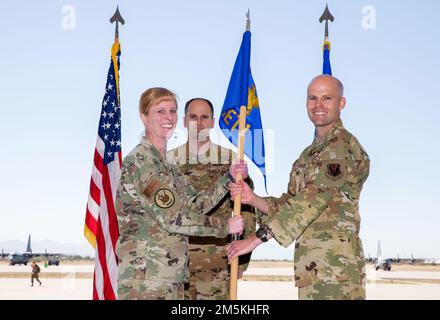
[309,119,345,154]
[140,136,162,158]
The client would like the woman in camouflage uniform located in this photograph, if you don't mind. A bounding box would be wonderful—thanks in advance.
[115,87,245,300]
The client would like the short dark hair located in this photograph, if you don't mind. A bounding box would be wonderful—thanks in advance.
[184,98,214,118]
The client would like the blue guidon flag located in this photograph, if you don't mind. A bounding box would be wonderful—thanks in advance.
[219,30,267,192]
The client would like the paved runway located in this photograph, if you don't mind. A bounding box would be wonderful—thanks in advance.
[0,264,94,273]
[1,264,439,300]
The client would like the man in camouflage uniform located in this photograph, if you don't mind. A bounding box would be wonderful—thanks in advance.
[115,87,245,300]
[30,261,42,287]
[227,75,370,300]
[168,98,256,300]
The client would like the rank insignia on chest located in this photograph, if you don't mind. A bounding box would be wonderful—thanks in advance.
[326,163,342,179]
[154,188,175,208]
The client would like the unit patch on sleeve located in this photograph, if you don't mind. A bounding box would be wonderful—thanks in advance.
[154,188,175,208]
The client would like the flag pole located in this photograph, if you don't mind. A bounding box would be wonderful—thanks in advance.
[319,4,334,75]
[229,9,251,300]
[110,7,124,107]
[229,105,247,300]
[110,6,125,42]
[230,10,251,301]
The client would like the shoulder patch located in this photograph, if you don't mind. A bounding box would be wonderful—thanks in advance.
[326,163,343,180]
[154,188,175,208]
[316,159,347,188]
[143,179,161,198]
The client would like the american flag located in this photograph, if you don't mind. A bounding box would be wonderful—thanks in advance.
[84,41,122,300]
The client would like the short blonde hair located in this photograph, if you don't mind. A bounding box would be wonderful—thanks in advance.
[139,87,178,115]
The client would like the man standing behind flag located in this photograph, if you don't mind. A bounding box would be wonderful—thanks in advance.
[115,88,246,300]
[84,8,124,300]
[228,75,370,300]
[168,98,256,300]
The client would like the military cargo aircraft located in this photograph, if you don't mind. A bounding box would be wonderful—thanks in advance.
[374,240,392,271]
[367,240,417,270]
[1,235,61,266]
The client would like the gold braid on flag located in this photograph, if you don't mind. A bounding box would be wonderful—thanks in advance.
[322,39,331,52]
[111,40,121,106]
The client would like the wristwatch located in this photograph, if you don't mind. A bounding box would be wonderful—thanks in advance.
[255,226,269,243]
[226,171,236,183]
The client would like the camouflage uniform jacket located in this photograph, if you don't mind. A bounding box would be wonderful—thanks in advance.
[115,137,231,284]
[260,120,370,287]
[32,264,40,274]
[168,142,256,274]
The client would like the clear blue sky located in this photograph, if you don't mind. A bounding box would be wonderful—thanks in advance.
[1,0,439,260]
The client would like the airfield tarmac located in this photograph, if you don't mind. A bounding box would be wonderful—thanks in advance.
[1,261,439,300]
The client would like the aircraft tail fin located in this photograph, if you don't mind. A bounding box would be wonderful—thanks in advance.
[26,234,32,253]
[377,239,382,258]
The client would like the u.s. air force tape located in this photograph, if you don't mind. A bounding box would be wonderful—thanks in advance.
[154,188,175,208]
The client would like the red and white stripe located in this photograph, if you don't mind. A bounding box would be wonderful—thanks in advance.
[85,136,121,300]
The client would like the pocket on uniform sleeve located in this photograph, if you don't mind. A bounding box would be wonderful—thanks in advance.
[117,240,148,280]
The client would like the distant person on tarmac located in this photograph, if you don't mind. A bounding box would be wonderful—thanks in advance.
[31,261,42,287]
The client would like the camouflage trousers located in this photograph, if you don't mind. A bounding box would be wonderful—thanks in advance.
[298,281,366,300]
[31,273,41,285]
[118,280,184,300]
[185,269,230,300]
